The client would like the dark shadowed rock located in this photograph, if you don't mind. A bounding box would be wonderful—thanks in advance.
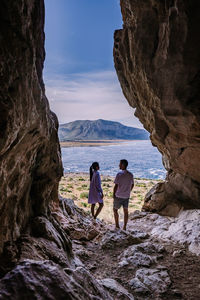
[0,0,62,253]
[100,230,145,249]
[0,260,112,300]
[52,197,101,241]
[99,278,134,300]
[0,2,112,298]
[2,0,200,299]
[114,0,200,211]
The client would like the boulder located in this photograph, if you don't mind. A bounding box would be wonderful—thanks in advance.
[100,230,144,250]
[99,278,134,300]
[118,242,165,268]
[0,260,112,300]
[52,198,100,241]
[129,267,171,295]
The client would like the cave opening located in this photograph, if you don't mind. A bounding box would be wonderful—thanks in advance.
[43,0,166,223]
[1,1,200,298]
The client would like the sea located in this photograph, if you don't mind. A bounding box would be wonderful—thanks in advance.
[61,140,166,180]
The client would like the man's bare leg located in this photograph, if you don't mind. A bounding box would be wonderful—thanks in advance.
[123,208,128,230]
[113,208,120,229]
[91,204,95,218]
[94,203,104,219]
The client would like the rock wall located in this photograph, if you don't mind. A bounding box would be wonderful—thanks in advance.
[0,0,63,254]
[114,0,200,213]
[0,2,115,299]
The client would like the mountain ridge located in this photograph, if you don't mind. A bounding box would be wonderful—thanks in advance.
[58,119,149,141]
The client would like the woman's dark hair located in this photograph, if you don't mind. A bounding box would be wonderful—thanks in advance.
[90,162,99,181]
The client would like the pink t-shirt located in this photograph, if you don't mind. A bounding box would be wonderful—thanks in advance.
[114,170,134,199]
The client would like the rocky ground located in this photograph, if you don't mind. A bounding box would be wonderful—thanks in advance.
[72,209,200,300]
[1,197,200,299]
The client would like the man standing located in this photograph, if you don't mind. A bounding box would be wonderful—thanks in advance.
[113,159,134,231]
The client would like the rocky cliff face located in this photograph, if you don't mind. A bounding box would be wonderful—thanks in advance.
[114,0,200,213]
[1,0,200,298]
[0,1,63,254]
[0,2,113,298]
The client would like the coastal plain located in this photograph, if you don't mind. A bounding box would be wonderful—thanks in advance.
[59,173,161,223]
[60,140,135,147]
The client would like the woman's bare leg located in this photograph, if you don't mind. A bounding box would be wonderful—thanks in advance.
[94,203,104,219]
[91,204,95,217]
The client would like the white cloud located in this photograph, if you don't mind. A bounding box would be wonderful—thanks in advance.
[44,70,143,128]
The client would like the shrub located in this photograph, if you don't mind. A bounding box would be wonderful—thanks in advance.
[136,183,146,187]
[137,195,144,201]
[102,178,112,182]
[80,192,89,199]
[78,178,85,181]
[81,202,88,208]
[81,184,88,188]
[59,187,67,192]
[67,184,73,189]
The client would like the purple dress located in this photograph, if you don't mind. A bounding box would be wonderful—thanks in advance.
[88,171,103,204]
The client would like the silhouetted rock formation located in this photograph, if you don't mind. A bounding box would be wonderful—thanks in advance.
[114,0,200,214]
[0,2,119,299]
[0,0,63,254]
[1,0,200,298]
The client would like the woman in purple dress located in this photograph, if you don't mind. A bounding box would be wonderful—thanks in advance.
[88,162,104,219]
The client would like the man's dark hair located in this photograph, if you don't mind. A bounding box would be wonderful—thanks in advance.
[120,159,128,169]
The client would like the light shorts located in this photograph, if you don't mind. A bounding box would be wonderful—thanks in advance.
[113,197,129,209]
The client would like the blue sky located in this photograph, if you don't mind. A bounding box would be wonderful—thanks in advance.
[44,0,143,128]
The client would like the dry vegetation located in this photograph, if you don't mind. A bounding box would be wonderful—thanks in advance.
[59,173,162,224]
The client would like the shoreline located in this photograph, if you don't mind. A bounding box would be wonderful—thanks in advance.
[63,172,162,181]
[60,139,148,147]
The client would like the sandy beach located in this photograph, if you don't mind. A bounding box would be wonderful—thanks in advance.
[59,173,162,223]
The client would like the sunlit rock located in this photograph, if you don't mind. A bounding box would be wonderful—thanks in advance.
[129,267,171,295]
[118,241,165,268]
[99,278,134,300]
[129,209,200,256]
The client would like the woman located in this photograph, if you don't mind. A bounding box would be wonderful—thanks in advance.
[88,162,104,219]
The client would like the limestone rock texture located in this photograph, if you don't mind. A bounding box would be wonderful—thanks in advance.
[0,1,63,253]
[0,1,116,299]
[114,0,200,213]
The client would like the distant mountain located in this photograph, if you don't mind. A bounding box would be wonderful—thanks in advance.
[58,119,149,141]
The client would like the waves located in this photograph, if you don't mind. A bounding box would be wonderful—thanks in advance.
[61,141,166,180]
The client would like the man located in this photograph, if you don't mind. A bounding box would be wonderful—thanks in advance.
[113,159,134,231]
